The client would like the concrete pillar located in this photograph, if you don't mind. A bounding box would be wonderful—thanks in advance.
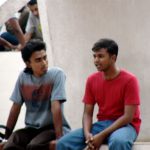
[38,0,54,66]
[0,0,28,25]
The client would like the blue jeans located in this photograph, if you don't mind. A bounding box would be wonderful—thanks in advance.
[1,32,19,45]
[0,32,19,51]
[56,120,137,150]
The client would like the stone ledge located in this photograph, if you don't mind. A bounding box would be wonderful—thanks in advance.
[1,141,150,150]
[99,142,150,150]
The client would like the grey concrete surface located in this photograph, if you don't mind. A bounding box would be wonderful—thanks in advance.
[0,0,28,25]
[0,52,25,130]
[99,142,150,150]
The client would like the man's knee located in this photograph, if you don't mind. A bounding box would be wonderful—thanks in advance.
[0,142,5,150]
[49,140,56,150]
[3,133,20,150]
[27,142,49,150]
[27,143,36,150]
[109,137,132,149]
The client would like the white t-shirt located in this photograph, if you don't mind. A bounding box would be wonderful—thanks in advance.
[25,12,43,40]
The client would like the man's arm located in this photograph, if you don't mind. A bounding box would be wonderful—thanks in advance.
[87,105,137,150]
[51,100,63,139]
[8,18,25,50]
[24,12,34,43]
[5,102,21,139]
[0,37,17,50]
[24,32,32,43]
[83,104,94,141]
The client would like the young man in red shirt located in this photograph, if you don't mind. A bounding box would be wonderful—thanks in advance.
[56,38,141,150]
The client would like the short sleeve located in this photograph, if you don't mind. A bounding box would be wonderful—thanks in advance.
[82,77,96,105]
[10,73,24,105]
[51,70,66,102]
[125,76,140,105]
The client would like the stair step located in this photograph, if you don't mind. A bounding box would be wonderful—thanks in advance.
[99,142,150,150]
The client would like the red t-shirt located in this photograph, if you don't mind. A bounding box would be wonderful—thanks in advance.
[83,69,141,134]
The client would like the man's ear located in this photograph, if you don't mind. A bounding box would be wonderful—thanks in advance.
[26,61,31,68]
[111,54,117,62]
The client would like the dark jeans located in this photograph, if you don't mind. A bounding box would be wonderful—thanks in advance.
[3,126,56,150]
[0,32,19,51]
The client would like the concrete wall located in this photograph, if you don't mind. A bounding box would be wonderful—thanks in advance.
[0,0,28,130]
[0,0,150,142]
[0,52,25,130]
[0,0,28,25]
[39,0,150,141]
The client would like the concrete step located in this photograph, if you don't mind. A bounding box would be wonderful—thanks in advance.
[1,142,150,150]
[99,142,150,150]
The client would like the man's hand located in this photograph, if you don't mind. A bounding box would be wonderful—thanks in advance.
[85,133,95,150]
[85,132,106,150]
[49,140,57,150]
[51,100,63,139]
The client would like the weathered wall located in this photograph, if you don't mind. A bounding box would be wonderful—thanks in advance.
[39,0,150,141]
[0,52,25,130]
[0,0,28,130]
[0,0,28,25]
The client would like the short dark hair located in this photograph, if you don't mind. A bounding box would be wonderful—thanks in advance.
[27,0,37,5]
[21,39,46,62]
[92,38,118,56]
[21,39,46,74]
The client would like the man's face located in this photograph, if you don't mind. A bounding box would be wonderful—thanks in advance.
[29,4,39,17]
[27,50,48,77]
[93,48,115,72]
